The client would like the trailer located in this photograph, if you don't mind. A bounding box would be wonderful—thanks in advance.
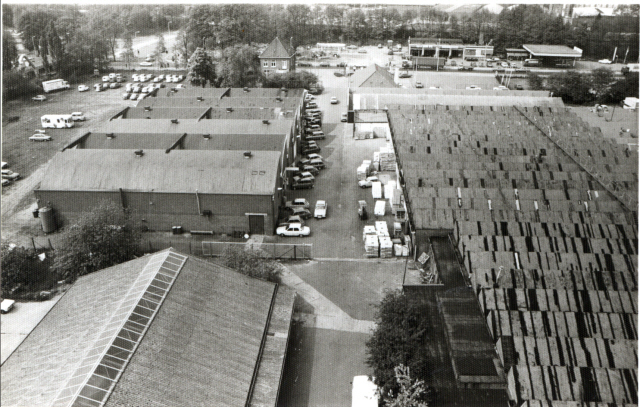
[42,79,70,93]
[41,115,74,129]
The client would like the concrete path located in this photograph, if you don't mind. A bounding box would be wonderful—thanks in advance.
[280,267,376,334]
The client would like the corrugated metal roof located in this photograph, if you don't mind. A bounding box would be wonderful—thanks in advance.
[259,37,295,59]
[97,118,293,136]
[147,96,301,110]
[123,107,209,120]
[79,133,182,150]
[181,133,285,151]
[159,87,230,99]
[226,88,305,98]
[1,249,294,407]
[352,87,552,97]
[522,44,582,57]
[39,149,281,195]
[207,107,294,120]
[354,93,563,109]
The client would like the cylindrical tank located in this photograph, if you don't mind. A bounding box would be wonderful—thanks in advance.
[39,207,57,233]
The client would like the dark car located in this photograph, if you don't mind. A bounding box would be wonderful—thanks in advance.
[305,131,325,140]
[297,165,320,175]
[298,158,325,170]
[290,178,315,191]
[458,66,474,71]
[298,61,312,67]
[289,206,313,218]
[319,62,330,67]
[334,72,344,77]
[337,62,347,67]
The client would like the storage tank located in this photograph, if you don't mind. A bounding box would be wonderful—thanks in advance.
[39,207,57,233]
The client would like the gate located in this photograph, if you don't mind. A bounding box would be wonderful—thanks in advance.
[201,241,312,260]
[248,215,265,235]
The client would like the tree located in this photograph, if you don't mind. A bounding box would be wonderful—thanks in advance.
[154,33,166,64]
[591,67,615,101]
[218,44,263,88]
[1,245,54,298]
[3,31,18,71]
[2,71,39,101]
[17,10,55,52]
[547,71,594,105]
[187,47,216,87]
[527,72,544,91]
[219,246,282,283]
[383,365,429,407]
[3,4,14,27]
[262,71,319,90]
[51,201,143,281]
[366,290,431,398]
[46,21,65,72]
[122,31,135,68]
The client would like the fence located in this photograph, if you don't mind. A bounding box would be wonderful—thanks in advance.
[201,241,312,260]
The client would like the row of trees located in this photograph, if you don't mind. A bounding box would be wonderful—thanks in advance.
[528,69,639,105]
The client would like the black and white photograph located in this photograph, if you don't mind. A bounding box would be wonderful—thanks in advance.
[1,2,638,406]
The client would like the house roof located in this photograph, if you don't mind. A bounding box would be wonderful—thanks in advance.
[260,37,295,59]
[98,118,293,136]
[0,249,295,407]
[522,44,583,57]
[38,149,281,195]
[350,64,398,88]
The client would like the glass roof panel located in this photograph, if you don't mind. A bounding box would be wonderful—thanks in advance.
[58,251,188,407]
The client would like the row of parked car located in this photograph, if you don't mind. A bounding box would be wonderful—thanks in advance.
[2,161,19,187]
[276,198,328,237]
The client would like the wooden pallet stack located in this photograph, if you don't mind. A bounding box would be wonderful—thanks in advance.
[364,234,379,257]
[378,146,396,171]
[363,225,377,241]
[379,236,393,258]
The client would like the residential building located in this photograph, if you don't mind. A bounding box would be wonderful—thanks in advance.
[259,37,296,75]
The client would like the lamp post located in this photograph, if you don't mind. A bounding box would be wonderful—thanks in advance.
[168,21,171,33]
[32,36,37,53]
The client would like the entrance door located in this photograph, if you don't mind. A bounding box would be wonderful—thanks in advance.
[249,215,265,235]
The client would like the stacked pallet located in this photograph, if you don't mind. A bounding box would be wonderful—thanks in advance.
[373,152,380,171]
[372,182,383,199]
[384,184,395,203]
[357,165,368,181]
[379,146,396,171]
[363,225,377,241]
[374,200,386,216]
[379,236,393,258]
[375,221,389,237]
[365,234,379,257]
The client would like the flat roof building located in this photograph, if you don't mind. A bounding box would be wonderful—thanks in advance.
[522,44,583,67]
[1,248,295,407]
[408,37,494,59]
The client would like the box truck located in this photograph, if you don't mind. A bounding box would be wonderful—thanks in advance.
[42,79,70,93]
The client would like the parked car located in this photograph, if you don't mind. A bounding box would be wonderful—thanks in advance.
[493,86,508,91]
[78,84,89,92]
[279,214,306,227]
[415,81,424,88]
[314,200,327,219]
[71,112,86,121]
[341,112,348,122]
[298,61,312,67]
[358,48,367,54]
[1,299,15,314]
[285,198,310,210]
[330,97,338,104]
[297,165,319,175]
[302,145,321,155]
[291,176,314,190]
[2,179,10,187]
[598,59,612,64]
[139,61,153,67]
[486,62,493,67]
[466,85,482,90]
[398,72,412,78]
[319,62,330,67]
[289,207,313,219]
[305,102,318,109]
[515,84,524,90]
[337,62,347,67]
[334,72,344,77]
[29,134,52,142]
[305,153,324,161]
[358,176,379,188]
[1,162,7,169]
[305,131,325,140]
[32,95,47,101]
[458,66,474,71]
[122,93,131,100]
[1,170,20,180]
[501,62,510,68]
[109,82,121,89]
[276,223,310,237]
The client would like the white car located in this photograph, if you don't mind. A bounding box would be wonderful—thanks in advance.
[32,95,47,101]
[285,198,310,210]
[29,134,52,142]
[176,84,186,89]
[139,61,153,67]
[2,179,10,187]
[77,85,89,92]
[358,176,379,188]
[493,86,508,91]
[306,153,323,161]
[1,169,20,180]
[598,59,612,64]
[71,112,86,121]
[314,200,327,219]
[1,299,15,314]
[276,223,311,237]
[330,97,338,104]
[1,162,7,169]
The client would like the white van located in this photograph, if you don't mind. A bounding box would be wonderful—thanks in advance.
[524,59,540,67]
[41,115,74,129]
[352,376,378,407]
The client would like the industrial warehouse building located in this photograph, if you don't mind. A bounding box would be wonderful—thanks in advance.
[34,87,309,235]
[35,149,284,235]
[1,248,295,407]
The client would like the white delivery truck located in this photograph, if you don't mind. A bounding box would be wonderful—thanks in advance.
[41,115,75,129]
[352,376,378,407]
[42,79,70,93]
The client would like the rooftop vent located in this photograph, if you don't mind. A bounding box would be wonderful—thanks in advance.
[244,151,252,158]
[226,107,233,112]
[262,119,270,124]
[280,87,287,92]
[202,134,211,139]
[243,87,249,92]
[171,119,179,124]
[144,106,152,111]
[197,96,204,101]
[276,97,283,102]
[106,133,115,139]
[134,149,144,157]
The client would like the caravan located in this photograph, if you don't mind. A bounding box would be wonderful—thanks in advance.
[41,115,74,129]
